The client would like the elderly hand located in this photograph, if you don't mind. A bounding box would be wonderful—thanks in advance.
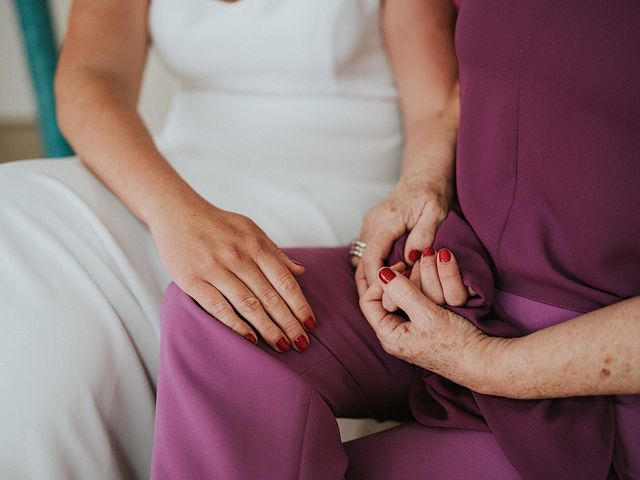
[353,172,452,291]
[359,263,495,390]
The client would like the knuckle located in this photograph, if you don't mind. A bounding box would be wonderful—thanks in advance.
[227,318,246,334]
[423,202,447,223]
[279,318,302,336]
[233,213,254,228]
[432,294,446,306]
[206,300,230,319]
[394,286,414,305]
[262,323,283,343]
[378,335,396,355]
[289,300,309,319]
[447,292,468,307]
[420,261,438,276]
[259,288,283,309]
[220,244,244,263]
[358,296,368,311]
[246,234,268,252]
[200,255,220,271]
[438,270,459,280]
[237,294,262,313]
[274,273,299,294]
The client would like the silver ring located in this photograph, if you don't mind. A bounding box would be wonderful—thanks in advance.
[349,239,368,258]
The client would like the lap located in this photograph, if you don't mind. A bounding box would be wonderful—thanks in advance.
[158,246,522,478]
[161,245,416,421]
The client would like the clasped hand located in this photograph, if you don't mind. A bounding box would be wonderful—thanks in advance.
[358,248,493,390]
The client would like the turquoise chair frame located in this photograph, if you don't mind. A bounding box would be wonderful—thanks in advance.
[13,0,73,157]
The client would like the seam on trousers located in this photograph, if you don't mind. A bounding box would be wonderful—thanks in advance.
[295,390,314,480]
[308,333,381,420]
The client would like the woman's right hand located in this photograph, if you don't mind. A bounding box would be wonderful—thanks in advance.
[149,196,316,353]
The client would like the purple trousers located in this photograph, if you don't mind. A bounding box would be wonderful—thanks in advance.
[151,246,522,479]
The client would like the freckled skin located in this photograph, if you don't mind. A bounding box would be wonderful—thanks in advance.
[600,368,611,378]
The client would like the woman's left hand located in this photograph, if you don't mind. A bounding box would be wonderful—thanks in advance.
[354,171,452,290]
[359,265,497,390]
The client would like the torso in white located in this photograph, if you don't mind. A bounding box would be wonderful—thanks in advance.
[0,1,403,478]
[151,0,403,245]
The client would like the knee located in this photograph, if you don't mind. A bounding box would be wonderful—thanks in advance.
[159,282,239,359]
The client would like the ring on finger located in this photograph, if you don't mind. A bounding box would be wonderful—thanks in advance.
[349,239,368,258]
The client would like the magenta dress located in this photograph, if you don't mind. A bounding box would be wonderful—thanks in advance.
[152,1,640,478]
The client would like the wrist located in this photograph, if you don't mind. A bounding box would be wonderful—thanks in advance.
[144,183,215,234]
[464,335,515,396]
[395,165,453,206]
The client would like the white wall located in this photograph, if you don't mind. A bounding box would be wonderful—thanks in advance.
[0,0,178,132]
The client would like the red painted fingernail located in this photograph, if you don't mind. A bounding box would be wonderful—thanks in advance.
[402,269,411,278]
[408,249,422,263]
[303,316,316,331]
[423,247,435,257]
[276,337,291,352]
[244,333,258,345]
[294,335,309,351]
[438,248,451,263]
[378,267,396,284]
[291,259,304,267]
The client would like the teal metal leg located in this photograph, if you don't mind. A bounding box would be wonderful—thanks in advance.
[13,0,73,157]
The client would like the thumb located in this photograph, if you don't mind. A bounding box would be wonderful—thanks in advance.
[403,214,438,264]
[362,228,401,286]
[378,266,437,321]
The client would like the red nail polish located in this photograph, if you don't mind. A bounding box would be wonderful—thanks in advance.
[438,249,451,263]
[378,267,396,284]
[276,337,291,352]
[402,269,411,278]
[294,335,309,351]
[244,333,257,345]
[408,249,422,263]
[291,259,304,267]
[303,316,316,331]
[423,246,435,257]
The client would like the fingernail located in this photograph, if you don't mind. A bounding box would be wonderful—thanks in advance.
[294,335,309,351]
[244,333,258,345]
[303,316,316,331]
[402,269,411,278]
[423,246,435,257]
[438,248,451,263]
[378,267,396,284]
[291,259,304,267]
[276,337,291,352]
[408,249,422,263]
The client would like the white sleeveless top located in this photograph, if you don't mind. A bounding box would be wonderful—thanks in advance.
[149,0,403,244]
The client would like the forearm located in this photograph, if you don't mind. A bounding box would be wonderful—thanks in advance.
[476,296,640,399]
[57,70,205,227]
[399,101,457,192]
[382,0,458,194]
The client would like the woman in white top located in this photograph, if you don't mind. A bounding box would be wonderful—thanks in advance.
[0,0,458,478]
